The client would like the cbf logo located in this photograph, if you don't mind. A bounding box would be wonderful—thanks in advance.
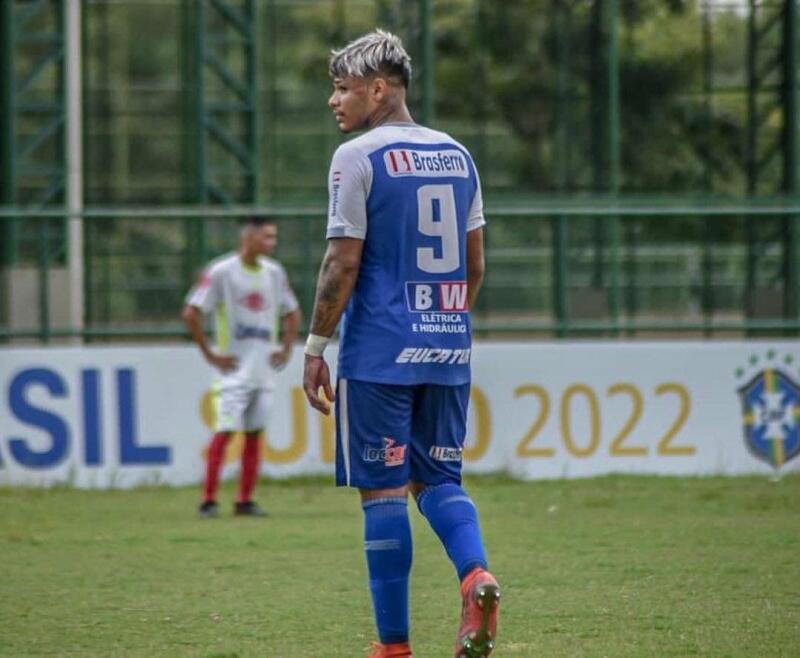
[363,437,406,467]
[736,350,800,473]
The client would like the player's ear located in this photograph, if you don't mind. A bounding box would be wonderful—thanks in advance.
[370,76,388,101]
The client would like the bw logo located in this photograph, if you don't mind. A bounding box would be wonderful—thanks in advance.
[737,354,800,472]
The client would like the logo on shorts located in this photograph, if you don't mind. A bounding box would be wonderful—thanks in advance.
[363,437,406,467]
[429,446,462,462]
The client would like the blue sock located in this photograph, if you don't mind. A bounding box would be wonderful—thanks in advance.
[417,483,488,581]
[362,497,412,644]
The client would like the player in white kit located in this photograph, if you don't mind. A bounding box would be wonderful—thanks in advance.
[183,217,300,517]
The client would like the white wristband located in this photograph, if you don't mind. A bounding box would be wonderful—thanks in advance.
[304,333,330,357]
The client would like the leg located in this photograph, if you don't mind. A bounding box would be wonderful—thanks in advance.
[417,478,500,658]
[409,384,500,658]
[336,378,414,656]
[361,486,412,648]
[409,383,488,581]
[235,389,272,516]
[413,481,488,581]
[234,433,268,516]
[238,430,261,503]
[200,384,247,516]
[202,431,231,508]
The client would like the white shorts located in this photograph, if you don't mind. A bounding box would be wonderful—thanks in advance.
[214,384,273,432]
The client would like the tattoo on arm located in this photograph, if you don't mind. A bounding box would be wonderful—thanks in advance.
[309,251,359,336]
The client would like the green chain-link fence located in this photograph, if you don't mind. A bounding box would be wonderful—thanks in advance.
[1,199,798,341]
[1,1,798,340]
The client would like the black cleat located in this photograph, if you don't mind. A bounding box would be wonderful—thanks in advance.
[198,500,219,518]
[234,501,269,517]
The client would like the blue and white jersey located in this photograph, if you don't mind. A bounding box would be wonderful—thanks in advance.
[326,123,485,385]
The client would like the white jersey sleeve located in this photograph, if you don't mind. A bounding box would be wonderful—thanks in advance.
[326,142,372,239]
[187,264,222,313]
[277,263,299,315]
[467,165,486,232]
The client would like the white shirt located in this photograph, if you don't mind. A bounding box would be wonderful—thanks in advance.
[187,253,299,389]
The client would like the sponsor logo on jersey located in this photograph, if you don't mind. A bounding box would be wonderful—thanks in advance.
[395,347,471,365]
[384,148,469,178]
[239,292,269,312]
[406,281,468,312]
[234,324,272,341]
[429,446,463,462]
[363,437,406,467]
[330,170,342,217]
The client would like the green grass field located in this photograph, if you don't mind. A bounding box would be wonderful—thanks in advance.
[1,475,799,657]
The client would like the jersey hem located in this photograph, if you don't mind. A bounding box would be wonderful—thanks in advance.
[336,370,472,387]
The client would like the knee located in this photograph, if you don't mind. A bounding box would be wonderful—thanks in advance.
[410,477,460,503]
[360,485,409,504]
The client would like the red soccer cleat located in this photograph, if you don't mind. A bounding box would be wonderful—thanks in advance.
[368,641,413,658]
[454,568,501,658]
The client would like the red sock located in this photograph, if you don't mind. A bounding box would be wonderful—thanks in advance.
[203,432,230,502]
[238,431,261,503]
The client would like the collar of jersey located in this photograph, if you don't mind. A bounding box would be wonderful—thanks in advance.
[239,257,263,273]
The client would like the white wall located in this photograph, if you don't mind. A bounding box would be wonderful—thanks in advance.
[0,341,798,488]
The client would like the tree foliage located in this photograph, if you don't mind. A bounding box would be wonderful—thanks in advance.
[75,0,768,202]
[429,0,755,195]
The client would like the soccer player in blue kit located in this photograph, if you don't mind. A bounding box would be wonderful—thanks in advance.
[302,30,500,658]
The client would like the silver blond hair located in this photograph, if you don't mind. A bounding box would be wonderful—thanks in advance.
[329,29,412,88]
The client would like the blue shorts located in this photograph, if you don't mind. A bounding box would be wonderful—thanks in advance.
[334,378,470,489]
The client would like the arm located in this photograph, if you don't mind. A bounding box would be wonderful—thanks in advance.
[270,307,302,370]
[281,307,302,351]
[466,227,485,309]
[302,237,364,414]
[181,304,237,372]
[309,238,363,337]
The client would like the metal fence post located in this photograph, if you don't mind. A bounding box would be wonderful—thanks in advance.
[1,1,17,265]
[701,1,716,335]
[552,214,569,338]
[607,0,622,334]
[784,0,799,327]
[65,0,84,340]
[247,0,259,201]
[265,0,278,202]
[553,1,571,338]
[419,0,434,125]
[39,219,51,343]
